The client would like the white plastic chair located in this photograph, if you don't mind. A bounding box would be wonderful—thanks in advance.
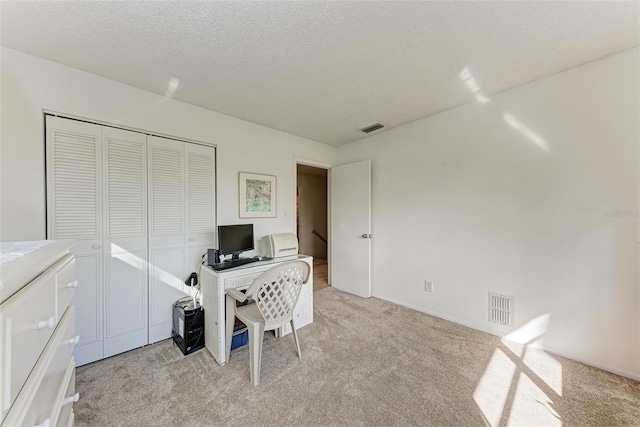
[227,260,311,385]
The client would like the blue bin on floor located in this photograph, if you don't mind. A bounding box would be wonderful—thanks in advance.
[231,329,248,350]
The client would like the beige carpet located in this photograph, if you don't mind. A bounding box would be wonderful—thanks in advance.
[75,287,640,426]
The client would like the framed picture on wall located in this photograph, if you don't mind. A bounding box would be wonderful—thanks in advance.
[239,172,277,218]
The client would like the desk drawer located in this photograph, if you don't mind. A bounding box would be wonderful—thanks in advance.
[18,306,76,427]
[0,268,57,416]
[300,280,312,299]
[224,273,261,290]
[224,271,312,296]
[294,295,313,329]
[279,295,313,337]
[50,254,76,321]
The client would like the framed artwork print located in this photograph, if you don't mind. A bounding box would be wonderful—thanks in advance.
[239,172,277,218]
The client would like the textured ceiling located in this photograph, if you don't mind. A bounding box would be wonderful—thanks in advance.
[1,1,638,146]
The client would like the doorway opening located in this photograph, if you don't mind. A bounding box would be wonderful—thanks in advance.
[296,164,329,292]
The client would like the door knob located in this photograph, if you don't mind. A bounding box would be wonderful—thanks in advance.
[92,244,100,249]
[361,234,372,239]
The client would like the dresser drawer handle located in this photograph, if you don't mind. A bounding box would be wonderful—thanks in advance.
[35,418,51,427]
[37,316,56,330]
[68,335,80,345]
[66,281,79,289]
[62,393,80,405]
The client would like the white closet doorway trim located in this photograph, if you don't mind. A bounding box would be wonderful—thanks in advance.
[43,110,216,149]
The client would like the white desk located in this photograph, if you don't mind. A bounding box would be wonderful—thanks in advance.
[200,255,313,365]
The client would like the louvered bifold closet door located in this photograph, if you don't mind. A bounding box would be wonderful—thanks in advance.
[46,116,104,366]
[185,143,216,276]
[147,136,187,343]
[102,127,149,358]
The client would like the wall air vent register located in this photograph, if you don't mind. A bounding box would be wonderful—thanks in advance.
[489,292,514,326]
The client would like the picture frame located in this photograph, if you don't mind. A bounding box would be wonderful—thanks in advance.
[239,172,277,218]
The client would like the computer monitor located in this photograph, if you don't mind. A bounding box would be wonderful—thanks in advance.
[218,224,254,261]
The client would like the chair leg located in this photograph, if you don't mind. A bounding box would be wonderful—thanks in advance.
[291,320,302,360]
[248,322,265,386]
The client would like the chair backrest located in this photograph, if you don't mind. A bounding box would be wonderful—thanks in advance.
[245,261,311,327]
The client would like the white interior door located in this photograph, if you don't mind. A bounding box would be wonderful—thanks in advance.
[330,160,371,298]
[102,127,149,358]
[46,116,104,366]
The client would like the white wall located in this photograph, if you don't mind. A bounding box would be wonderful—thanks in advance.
[297,172,328,258]
[3,45,638,378]
[338,48,640,379]
[0,47,337,251]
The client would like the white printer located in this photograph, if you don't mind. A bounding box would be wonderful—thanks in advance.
[264,233,299,258]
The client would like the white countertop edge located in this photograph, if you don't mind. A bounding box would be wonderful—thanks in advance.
[0,240,74,304]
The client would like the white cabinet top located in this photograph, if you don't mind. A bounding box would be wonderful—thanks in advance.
[1,240,54,264]
[0,240,73,304]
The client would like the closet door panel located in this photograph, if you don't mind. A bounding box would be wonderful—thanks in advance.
[185,144,216,243]
[72,253,102,366]
[47,117,217,361]
[148,137,184,238]
[148,136,186,343]
[148,246,185,343]
[103,248,147,357]
[46,116,103,366]
[185,143,216,277]
[104,128,147,239]
[102,127,148,357]
[187,245,209,275]
[47,117,101,241]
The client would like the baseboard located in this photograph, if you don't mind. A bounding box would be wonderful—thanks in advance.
[373,293,492,334]
[541,345,640,382]
[372,293,640,382]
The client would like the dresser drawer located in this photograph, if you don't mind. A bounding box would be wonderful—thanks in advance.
[52,358,77,427]
[15,306,76,427]
[50,254,76,321]
[0,268,57,416]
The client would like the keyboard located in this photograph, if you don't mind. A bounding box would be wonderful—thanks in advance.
[211,257,259,271]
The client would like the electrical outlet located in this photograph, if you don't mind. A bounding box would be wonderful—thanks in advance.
[425,280,434,292]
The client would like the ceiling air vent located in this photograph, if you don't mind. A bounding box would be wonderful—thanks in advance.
[360,123,384,134]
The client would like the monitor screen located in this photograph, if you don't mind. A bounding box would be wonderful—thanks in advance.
[218,224,254,257]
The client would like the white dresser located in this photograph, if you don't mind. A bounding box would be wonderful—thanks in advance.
[0,240,78,427]
[201,255,314,365]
